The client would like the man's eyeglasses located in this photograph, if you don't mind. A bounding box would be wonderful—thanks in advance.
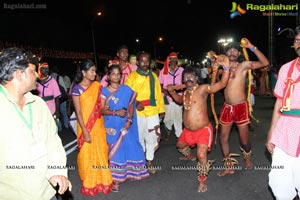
[294,38,300,44]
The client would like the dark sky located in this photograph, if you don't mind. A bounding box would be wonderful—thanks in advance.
[0,0,299,62]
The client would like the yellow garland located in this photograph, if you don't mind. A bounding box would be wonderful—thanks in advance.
[207,51,220,146]
[240,39,260,123]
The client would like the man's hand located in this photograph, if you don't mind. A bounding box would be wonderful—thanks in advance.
[265,142,275,155]
[136,101,144,111]
[159,113,165,120]
[166,84,175,93]
[49,175,72,195]
[240,38,254,49]
[216,54,230,68]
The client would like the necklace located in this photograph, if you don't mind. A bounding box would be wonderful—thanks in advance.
[183,84,198,110]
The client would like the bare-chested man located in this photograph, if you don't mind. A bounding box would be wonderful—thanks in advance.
[167,55,230,192]
[217,38,269,177]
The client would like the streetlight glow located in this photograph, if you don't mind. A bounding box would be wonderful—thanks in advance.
[218,37,233,46]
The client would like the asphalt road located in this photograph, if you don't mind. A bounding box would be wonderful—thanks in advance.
[57,92,283,200]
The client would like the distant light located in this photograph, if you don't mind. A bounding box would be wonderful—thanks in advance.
[277,27,281,32]
[218,37,233,46]
[136,38,140,43]
[97,12,102,16]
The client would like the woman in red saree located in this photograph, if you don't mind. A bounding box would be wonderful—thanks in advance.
[71,59,112,196]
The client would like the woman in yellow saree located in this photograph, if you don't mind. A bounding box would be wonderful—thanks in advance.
[71,59,112,196]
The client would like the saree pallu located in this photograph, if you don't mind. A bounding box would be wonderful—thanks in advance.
[77,81,112,196]
[102,85,149,183]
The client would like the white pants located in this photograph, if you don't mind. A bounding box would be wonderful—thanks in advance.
[137,115,160,161]
[163,102,183,137]
[269,147,300,200]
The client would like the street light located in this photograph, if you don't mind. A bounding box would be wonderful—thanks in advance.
[218,37,233,46]
[153,36,164,60]
[135,38,141,52]
[90,11,102,67]
[217,37,233,53]
[277,28,294,38]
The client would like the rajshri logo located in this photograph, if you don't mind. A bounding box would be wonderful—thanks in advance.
[230,2,246,19]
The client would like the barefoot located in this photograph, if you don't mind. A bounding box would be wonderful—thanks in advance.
[164,130,171,141]
[244,159,253,169]
[111,182,120,192]
[217,169,235,177]
[198,181,207,193]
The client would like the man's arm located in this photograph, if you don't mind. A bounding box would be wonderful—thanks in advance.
[265,98,281,154]
[206,55,230,93]
[167,84,185,104]
[42,98,71,194]
[241,38,269,69]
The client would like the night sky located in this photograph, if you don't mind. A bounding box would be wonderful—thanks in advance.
[0,0,299,63]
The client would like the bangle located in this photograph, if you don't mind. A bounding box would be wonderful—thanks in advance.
[223,66,230,71]
[250,46,257,52]
[126,118,133,123]
[112,110,116,116]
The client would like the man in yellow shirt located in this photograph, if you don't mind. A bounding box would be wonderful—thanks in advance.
[0,48,71,200]
[126,51,165,174]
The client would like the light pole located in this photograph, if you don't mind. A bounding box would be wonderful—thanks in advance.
[153,36,163,60]
[90,11,102,67]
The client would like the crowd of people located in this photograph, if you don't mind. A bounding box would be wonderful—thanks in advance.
[1,25,300,199]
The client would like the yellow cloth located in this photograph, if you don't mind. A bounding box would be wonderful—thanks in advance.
[125,71,165,117]
[77,81,112,196]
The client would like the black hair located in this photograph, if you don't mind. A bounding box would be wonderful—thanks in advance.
[224,42,242,53]
[295,25,300,36]
[107,64,122,85]
[136,51,151,62]
[0,47,37,84]
[73,59,95,84]
[117,45,128,53]
[182,66,203,85]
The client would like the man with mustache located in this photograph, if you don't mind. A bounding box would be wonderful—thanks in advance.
[159,52,185,142]
[266,25,300,200]
[167,54,230,192]
[125,51,165,174]
[217,38,269,176]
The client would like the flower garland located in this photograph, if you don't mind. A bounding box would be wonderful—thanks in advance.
[183,84,198,110]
